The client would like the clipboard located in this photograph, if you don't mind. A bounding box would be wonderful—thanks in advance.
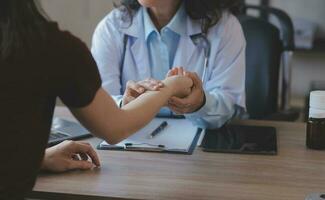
[97,118,202,155]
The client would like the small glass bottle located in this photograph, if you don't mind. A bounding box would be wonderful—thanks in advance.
[306,91,325,150]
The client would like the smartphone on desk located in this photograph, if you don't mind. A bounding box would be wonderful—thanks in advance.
[201,124,277,155]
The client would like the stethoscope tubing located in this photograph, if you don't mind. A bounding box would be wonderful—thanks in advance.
[200,34,211,85]
[120,34,211,86]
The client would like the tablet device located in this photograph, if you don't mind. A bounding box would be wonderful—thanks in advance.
[201,125,277,155]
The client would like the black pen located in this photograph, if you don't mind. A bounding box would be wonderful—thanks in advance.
[150,121,168,139]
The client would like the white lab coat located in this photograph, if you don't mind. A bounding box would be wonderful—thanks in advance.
[91,8,246,128]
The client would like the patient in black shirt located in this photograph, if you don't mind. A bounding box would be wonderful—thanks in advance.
[0,19,102,200]
[0,1,193,199]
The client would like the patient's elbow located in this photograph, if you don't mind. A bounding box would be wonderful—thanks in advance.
[93,119,132,145]
[101,129,129,145]
[104,137,121,145]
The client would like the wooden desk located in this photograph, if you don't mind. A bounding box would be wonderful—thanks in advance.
[31,107,325,200]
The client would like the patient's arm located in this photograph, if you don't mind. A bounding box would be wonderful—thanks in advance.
[70,75,193,144]
[121,67,192,107]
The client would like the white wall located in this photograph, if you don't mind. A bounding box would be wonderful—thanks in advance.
[41,0,114,46]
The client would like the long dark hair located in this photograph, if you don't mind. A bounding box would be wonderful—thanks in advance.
[118,0,243,34]
[0,0,49,59]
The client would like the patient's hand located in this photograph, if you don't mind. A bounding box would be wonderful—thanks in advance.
[166,67,205,114]
[121,70,192,107]
[122,79,164,106]
[41,140,100,172]
[163,70,193,98]
[163,67,192,98]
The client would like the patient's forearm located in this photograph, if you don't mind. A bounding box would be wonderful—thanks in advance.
[119,87,172,131]
[72,76,192,144]
[72,87,173,144]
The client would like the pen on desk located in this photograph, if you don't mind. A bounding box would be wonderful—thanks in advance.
[150,121,168,139]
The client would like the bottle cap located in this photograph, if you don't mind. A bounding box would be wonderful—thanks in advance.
[310,91,325,110]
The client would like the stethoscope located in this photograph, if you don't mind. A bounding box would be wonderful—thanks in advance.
[191,33,211,84]
[120,33,211,91]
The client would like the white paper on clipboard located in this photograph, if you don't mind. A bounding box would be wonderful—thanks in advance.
[99,118,200,153]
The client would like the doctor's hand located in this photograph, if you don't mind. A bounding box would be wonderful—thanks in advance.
[122,79,164,106]
[167,69,206,114]
[41,140,100,173]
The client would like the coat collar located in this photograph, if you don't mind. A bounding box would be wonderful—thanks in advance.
[142,3,188,40]
[119,6,202,77]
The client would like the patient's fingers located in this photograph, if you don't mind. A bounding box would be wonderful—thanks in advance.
[167,68,178,77]
[126,80,145,94]
[68,160,94,170]
[178,67,184,75]
[138,78,163,90]
[70,142,100,167]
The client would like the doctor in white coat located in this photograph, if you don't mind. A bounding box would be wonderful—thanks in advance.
[91,0,246,128]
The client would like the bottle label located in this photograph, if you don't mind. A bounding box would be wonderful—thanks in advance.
[309,107,325,119]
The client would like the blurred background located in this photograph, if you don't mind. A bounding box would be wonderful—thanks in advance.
[41,0,325,120]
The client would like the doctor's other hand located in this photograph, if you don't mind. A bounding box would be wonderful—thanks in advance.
[168,72,205,114]
[41,140,100,173]
[122,79,164,106]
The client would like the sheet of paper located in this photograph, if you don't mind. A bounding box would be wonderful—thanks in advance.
[101,118,199,152]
